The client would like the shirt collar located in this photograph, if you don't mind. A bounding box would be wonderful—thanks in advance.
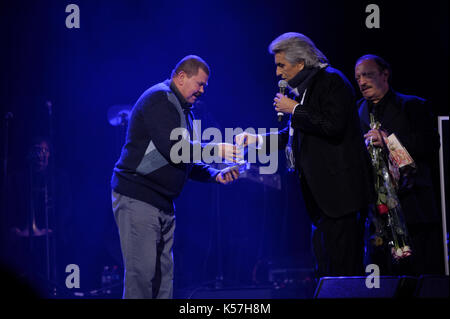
[368,88,394,108]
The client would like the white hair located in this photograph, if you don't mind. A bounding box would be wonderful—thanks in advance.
[268,32,328,68]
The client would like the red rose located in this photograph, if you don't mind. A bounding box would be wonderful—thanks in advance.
[377,204,389,215]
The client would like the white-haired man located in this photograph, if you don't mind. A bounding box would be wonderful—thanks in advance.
[237,33,373,279]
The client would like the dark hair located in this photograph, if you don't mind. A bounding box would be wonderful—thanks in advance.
[170,55,210,79]
[28,136,52,152]
[356,54,392,82]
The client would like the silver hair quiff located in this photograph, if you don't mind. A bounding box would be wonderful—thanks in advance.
[268,32,329,68]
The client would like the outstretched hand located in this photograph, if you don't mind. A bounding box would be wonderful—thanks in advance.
[216,167,240,184]
[218,143,243,163]
[235,132,258,148]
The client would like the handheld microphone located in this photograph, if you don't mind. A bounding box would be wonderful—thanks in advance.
[277,80,288,122]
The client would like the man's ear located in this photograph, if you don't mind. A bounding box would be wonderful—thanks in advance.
[296,60,305,72]
[176,71,187,86]
[382,69,390,82]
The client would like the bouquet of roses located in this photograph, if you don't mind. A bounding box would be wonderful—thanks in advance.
[367,114,412,262]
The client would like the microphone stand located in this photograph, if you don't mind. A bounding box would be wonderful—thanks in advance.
[27,160,36,284]
[2,113,13,191]
[46,101,57,296]
[1,113,13,260]
[44,179,51,292]
[26,163,66,297]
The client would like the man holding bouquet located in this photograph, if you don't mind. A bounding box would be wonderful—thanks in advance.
[355,54,444,275]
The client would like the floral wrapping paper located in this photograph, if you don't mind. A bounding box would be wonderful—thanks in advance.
[367,113,413,262]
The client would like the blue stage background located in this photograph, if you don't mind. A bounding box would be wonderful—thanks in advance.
[0,0,448,298]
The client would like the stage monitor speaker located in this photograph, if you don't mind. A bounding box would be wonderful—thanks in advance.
[414,275,449,298]
[314,276,417,298]
[188,287,273,299]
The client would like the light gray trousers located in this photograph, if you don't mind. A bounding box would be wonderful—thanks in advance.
[112,191,175,299]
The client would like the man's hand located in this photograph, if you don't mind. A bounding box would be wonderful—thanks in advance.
[274,93,298,114]
[216,167,240,184]
[235,132,258,147]
[364,129,388,147]
[218,143,243,163]
[11,226,52,237]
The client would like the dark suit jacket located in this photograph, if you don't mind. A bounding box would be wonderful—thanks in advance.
[358,90,441,224]
[266,66,374,218]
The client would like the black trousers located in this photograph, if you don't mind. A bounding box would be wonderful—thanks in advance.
[300,177,366,279]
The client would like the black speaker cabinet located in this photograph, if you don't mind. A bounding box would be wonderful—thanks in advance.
[188,287,274,299]
[414,275,449,298]
[186,284,314,299]
[314,276,417,298]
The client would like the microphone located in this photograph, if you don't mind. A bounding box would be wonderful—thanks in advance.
[46,101,52,116]
[277,80,288,122]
